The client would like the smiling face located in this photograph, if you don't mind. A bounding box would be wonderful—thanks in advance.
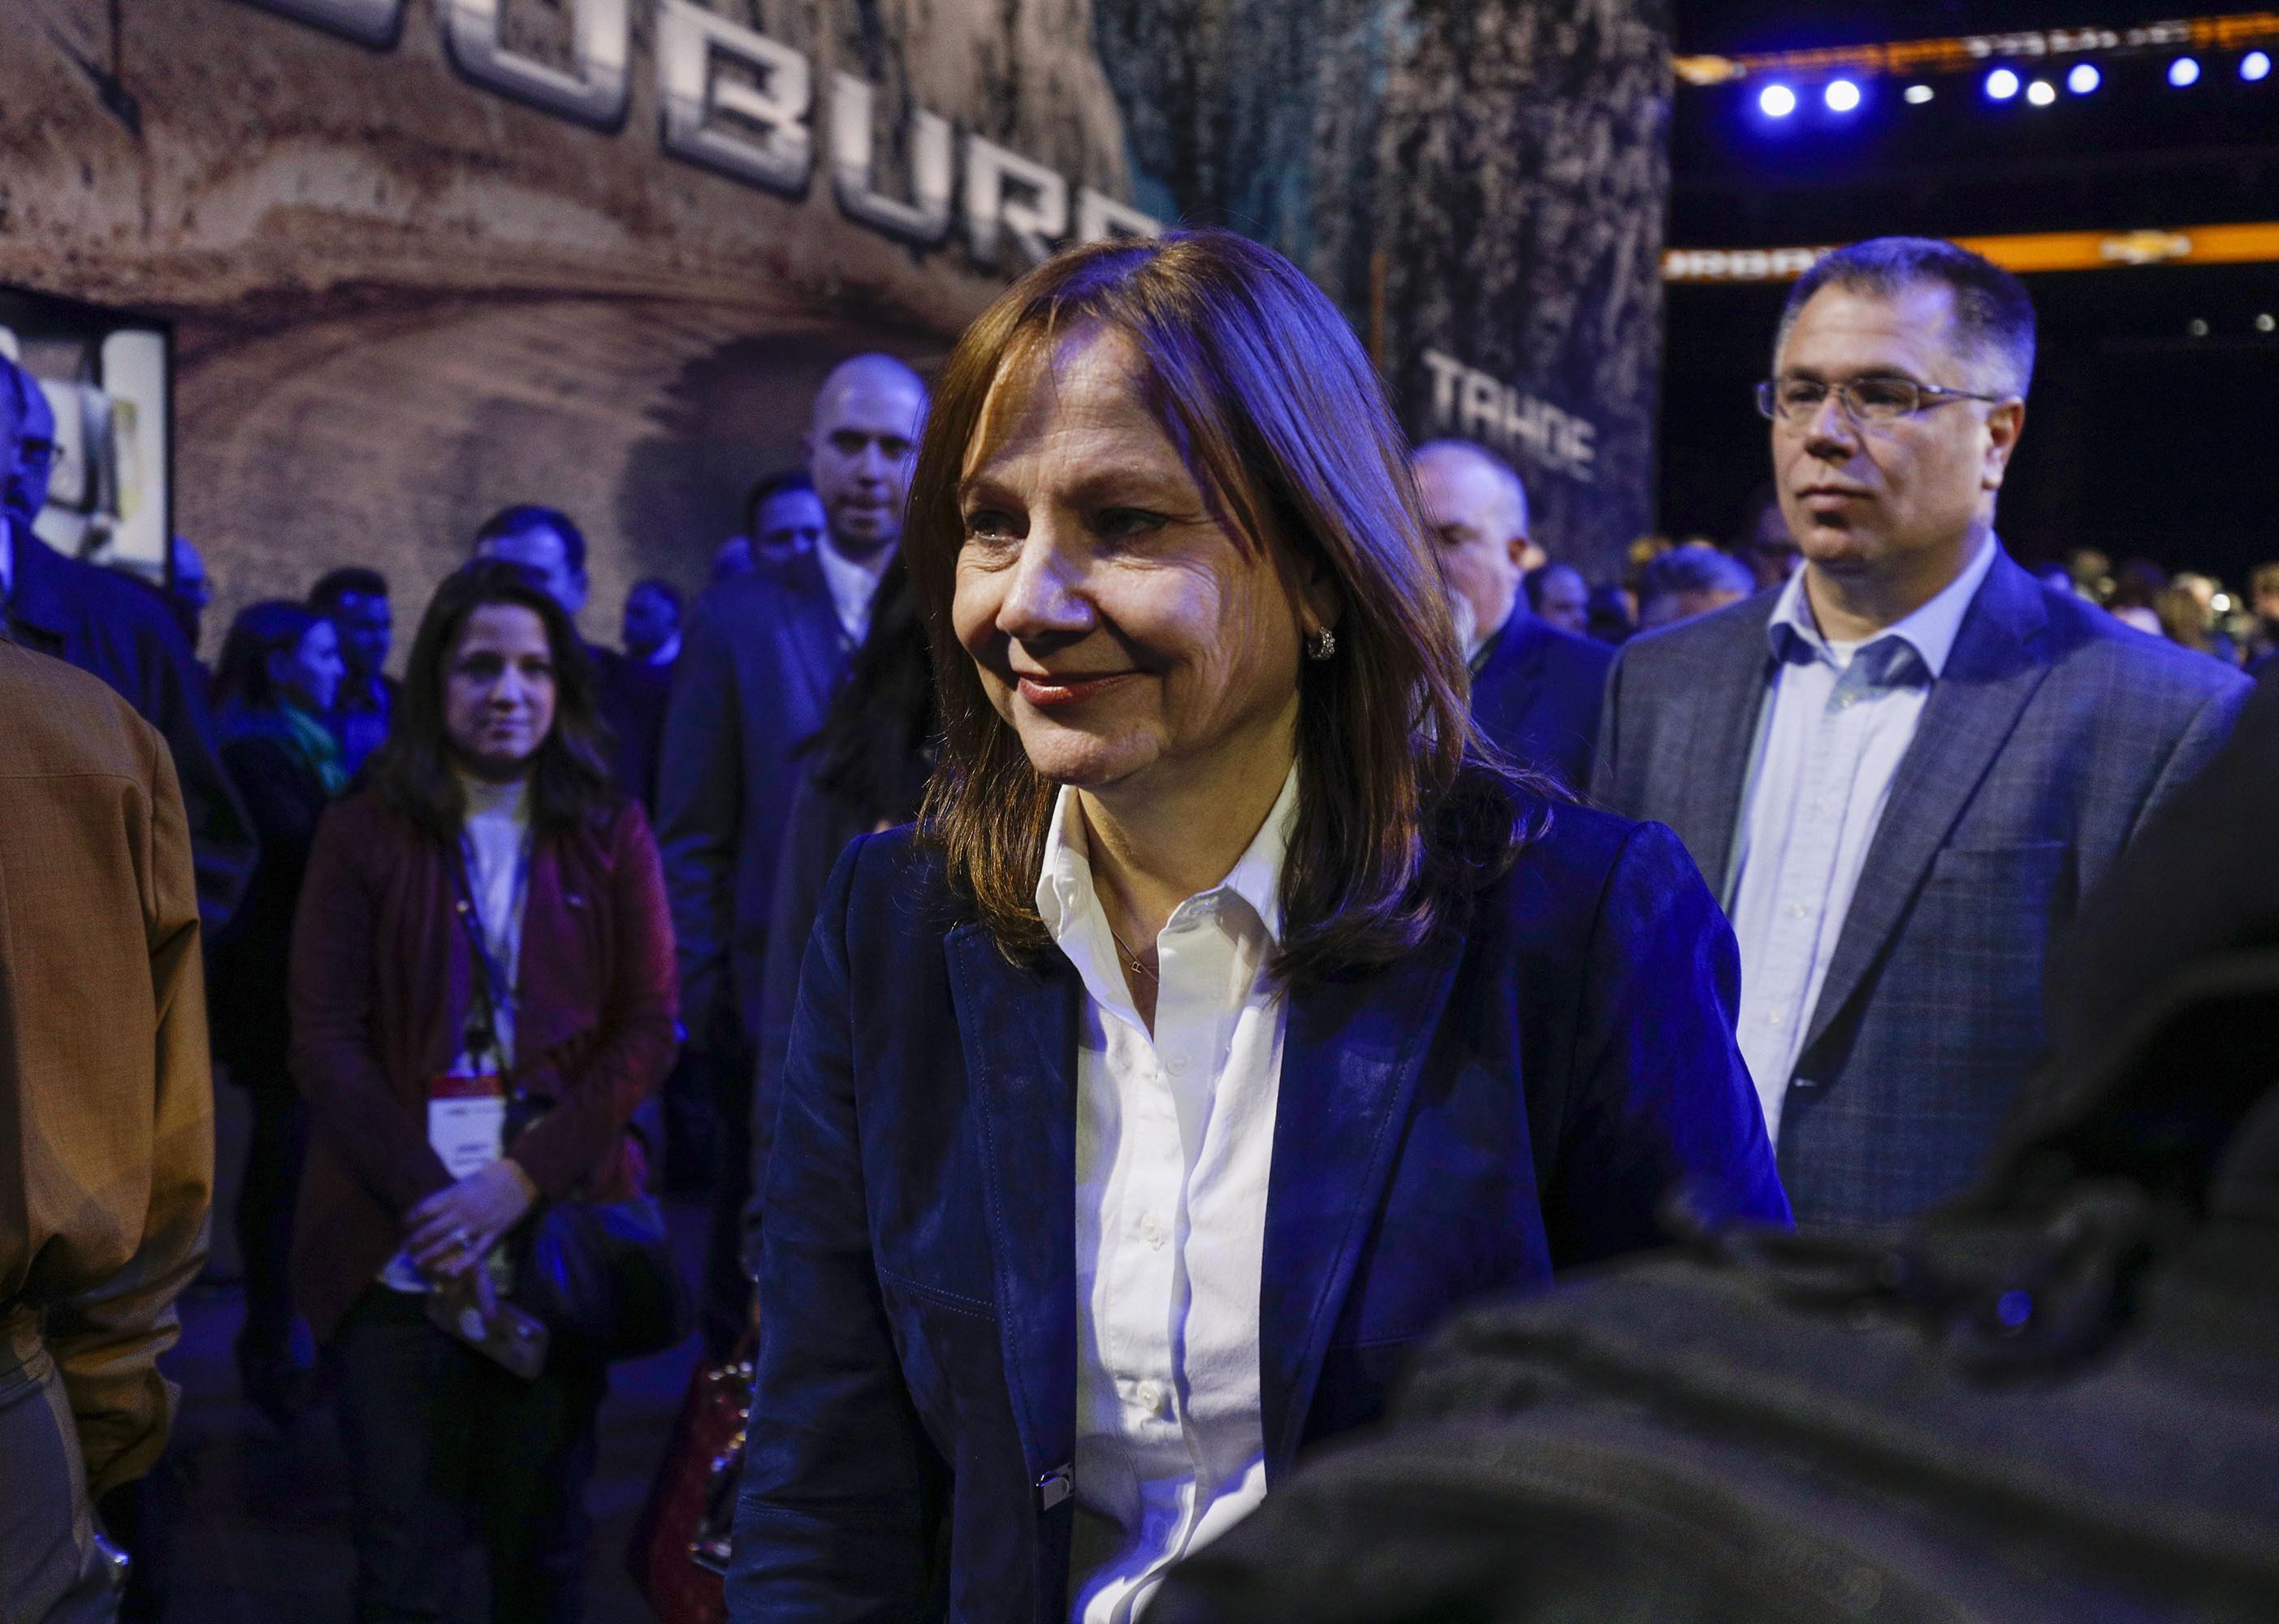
[443,603,559,780]
[1772,281,2024,600]
[950,326,1321,804]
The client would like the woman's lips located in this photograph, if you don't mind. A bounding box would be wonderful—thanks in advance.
[1015,671,1139,708]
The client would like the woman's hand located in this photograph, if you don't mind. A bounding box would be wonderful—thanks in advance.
[405,1160,539,1280]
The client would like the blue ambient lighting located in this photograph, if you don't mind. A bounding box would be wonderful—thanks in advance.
[2169,57,2202,87]
[2067,63,2101,94]
[2243,51,2273,82]
[1824,79,1862,113]
[1759,84,1798,118]
[1985,68,2022,101]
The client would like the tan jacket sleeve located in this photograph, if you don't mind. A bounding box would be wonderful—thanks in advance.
[42,725,216,1496]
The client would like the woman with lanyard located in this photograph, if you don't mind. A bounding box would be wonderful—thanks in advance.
[206,599,348,1423]
[290,559,677,1622]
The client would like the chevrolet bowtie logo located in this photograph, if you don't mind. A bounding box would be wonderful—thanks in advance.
[2100,231,2194,266]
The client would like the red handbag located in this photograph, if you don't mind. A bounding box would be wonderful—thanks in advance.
[628,1333,752,1624]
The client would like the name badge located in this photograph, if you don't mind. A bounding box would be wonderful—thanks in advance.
[429,1072,506,1181]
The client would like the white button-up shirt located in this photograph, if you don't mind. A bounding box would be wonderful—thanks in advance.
[1035,768,1298,1624]
[1728,536,1997,1140]
[813,537,883,646]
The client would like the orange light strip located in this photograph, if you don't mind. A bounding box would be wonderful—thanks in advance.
[1674,12,2279,85]
[1663,222,2279,280]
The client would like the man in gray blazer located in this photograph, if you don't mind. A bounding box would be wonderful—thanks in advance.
[1593,238,2248,1233]
[656,353,927,1351]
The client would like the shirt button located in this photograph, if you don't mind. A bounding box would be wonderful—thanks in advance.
[1814,797,1831,812]
[1131,1380,1166,1415]
[1788,903,1809,919]
[1140,1213,1165,1249]
[1767,1011,1784,1027]
[1838,693,1857,709]
[1166,1054,1190,1077]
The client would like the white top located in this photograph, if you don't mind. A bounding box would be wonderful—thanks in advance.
[1036,767,1299,1624]
[378,773,534,1293]
[1728,536,1998,1139]
[814,538,884,646]
[455,772,534,1070]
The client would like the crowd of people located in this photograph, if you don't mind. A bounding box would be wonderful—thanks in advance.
[0,227,2267,1624]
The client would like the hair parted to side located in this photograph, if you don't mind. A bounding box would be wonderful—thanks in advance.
[370,559,614,841]
[1778,236,2038,399]
[904,227,1558,986]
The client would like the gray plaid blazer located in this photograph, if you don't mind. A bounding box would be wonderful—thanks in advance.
[1590,547,2251,1231]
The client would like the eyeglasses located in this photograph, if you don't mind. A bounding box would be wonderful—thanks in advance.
[1756,375,2004,427]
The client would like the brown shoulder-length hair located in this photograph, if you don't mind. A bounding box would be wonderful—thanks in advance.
[370,559,615,841]
[906,227,1562,985]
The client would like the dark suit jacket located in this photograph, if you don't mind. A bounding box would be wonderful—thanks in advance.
[593,644,673,812]
[655,555,849,1043]
[728,801,1788,1622]
[288,792,678,1341]
[208,729,333,1088]
[1468,611,1615,790]
[1591,548,2251,1231]
[5,532,255,931]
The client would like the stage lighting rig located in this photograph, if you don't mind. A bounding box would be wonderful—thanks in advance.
[2068,63,2102,93]
[1824,79,1862,111]
[2245,49,2273,78]
[2170,56,2204,84]
[1987,67,2022,101]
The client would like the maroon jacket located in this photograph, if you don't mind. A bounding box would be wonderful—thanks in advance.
[288,789,678,1341]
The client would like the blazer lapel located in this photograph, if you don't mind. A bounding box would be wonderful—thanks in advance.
[1673,595,1780,899]
[1801,552,2052,1060]
[946,924,1081,1492]
[1259,923,1464,1480]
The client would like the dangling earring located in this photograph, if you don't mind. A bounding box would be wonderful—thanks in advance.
[1304,625,1337,662]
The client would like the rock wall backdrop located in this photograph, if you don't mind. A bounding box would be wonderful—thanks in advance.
[0,0,1667,654]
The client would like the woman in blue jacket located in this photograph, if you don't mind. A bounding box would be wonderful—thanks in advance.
[730,229,1788,1624]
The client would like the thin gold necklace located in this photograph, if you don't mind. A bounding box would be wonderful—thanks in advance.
[1107,921,1158,985]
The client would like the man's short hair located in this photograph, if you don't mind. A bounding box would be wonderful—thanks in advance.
[475,503,587,576]
[1778,236,2037,400]
[1637,542,1755,607]
[743,469,815,537]
[1412,438,1530,540]
[309,566,390,610]
[629,576,684,615]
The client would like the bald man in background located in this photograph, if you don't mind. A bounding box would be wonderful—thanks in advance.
[1412,438,1612,790]
[656,354,928,1354]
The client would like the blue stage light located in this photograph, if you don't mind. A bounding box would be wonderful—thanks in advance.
[2068,63,2101,94]
[1824,79,1862,113]
[2169,57,2201,87]
[2243,51,2273,82]
[1986,68,2021,101]
[1904,84,1934,104]
[1759,84,1798,118]
[2026,79,2056,106]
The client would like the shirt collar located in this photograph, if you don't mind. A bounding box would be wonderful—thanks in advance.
[1766,531,1998,680]
[1035,762,1300,959]
[814,539,884,641]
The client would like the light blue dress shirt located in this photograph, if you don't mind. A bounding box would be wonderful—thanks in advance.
[1728,535,2000,1140]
